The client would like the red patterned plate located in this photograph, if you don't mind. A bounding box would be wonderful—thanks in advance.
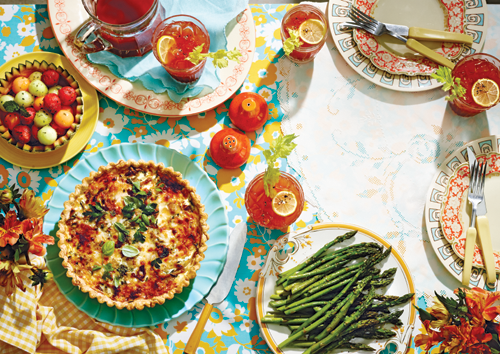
[440,152,500,270]
[353,0,466,76]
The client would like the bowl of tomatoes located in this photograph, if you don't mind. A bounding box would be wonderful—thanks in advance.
[0,59,83,153]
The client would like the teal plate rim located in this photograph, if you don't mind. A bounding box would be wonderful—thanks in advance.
[44,143,229,327]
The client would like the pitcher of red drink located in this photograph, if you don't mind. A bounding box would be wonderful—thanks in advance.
[74,0,165,58]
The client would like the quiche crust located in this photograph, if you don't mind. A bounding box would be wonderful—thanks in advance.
[57,159,209,310]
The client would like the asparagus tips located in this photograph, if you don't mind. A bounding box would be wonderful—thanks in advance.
[266,235,409,354]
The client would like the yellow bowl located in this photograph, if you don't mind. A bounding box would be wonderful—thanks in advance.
[0,52,99,169]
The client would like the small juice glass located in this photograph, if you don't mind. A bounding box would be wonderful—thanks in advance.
[245,172,305,230]
[280,4,328,64]
[152,15,210,84]
[449,53,500,117]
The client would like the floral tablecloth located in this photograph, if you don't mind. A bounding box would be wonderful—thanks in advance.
[0,3,499,354]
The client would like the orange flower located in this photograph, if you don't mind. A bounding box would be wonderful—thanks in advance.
[20,218,54,257]
[460,287,500,327]
[440,319,492,354]
[414,320,445,352]
[0,211,22,247]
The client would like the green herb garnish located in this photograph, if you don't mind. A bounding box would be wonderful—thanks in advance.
[263,134,298,198]
[117,264,128,277]
[122,245,140,258]
[114,222,129,242]
[113,275,121,288]
[151,258,163,269]
[91,265,102,273]
[431,66,466,101]
[102,241,115,257]
[143,203,157,215]
[187,44,242,69]
[283,29,303,56]
[133,230,146,243]
[83,202,106,223]
[3,100,31,117]
[102,263,114,280]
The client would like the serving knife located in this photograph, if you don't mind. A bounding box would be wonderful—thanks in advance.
[465,147,496,286]
[184,222,247,354]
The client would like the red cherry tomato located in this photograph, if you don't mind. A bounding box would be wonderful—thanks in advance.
[210,128,251,169]
[228,92,268,132]
[4,113,20,130]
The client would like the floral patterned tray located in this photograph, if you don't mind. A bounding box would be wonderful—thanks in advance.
[440,152,500,270]
[256,223,416,354]
[353,0,465,76]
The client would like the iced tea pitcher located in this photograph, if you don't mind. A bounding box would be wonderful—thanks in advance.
[74,0,165,58]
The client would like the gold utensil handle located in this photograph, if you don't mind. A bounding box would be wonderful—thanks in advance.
[462,227,477,286]
[409,27,473,45]
[476,215,497,286]
[406,39,455,69]
[184,303,213,354]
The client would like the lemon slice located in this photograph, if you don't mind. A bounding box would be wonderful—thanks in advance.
[472,78,500,107]
[298,19,326,45]
[156,35,176,64]
[272,191,298,217]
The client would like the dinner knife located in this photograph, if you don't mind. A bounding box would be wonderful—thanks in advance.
[383,24,473,45]
[466,147,496,286]
[183,222,247,354]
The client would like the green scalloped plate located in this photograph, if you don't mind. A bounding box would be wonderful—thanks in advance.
[44,143,229,327]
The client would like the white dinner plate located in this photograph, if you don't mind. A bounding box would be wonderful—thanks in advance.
[47,1,256,117]
[328,0,488,92]
[257,223,416,354]
[425,135,500,289]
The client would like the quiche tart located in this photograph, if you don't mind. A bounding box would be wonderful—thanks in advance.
[57,159,209,310]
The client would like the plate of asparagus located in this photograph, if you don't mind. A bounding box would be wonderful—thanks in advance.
[256,223,416,354]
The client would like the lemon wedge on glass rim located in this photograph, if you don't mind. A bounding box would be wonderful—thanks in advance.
[298,19,326,45]
[472,78,500,107]
[156,35,176,64]
[272,191,298,217]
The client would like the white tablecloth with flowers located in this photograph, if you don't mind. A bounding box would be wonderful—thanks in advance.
[0,3,500,354]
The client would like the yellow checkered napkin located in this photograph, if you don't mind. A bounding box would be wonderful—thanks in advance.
[0,264,169,354]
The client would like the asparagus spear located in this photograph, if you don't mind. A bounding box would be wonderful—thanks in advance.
[304,261,366,295]
[276,230,357,285]
[305,286,376,353]
[278,276,372,349]
[284,301,328,315]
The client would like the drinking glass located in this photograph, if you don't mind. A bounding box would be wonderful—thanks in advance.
[280,4,328,63]
[152,15,210,84]
[449,53,500,117]
[245,171,305,230]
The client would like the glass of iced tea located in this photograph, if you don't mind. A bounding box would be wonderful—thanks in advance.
[245,171,305,230]
[152,15,210,84]
[74,0,164,58]
[280,4,328,63]
[449,53,500,117]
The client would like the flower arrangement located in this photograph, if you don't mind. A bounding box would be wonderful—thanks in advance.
[0,185,54,296]
[415,287,500,354]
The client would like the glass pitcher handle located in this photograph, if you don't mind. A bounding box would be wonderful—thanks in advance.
[74,20,113,54]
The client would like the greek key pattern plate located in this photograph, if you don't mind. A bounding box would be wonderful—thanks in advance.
[425,135,499,290]
[328,0,488,92]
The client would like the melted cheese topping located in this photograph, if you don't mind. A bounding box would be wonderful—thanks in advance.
[61,165,205,303]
